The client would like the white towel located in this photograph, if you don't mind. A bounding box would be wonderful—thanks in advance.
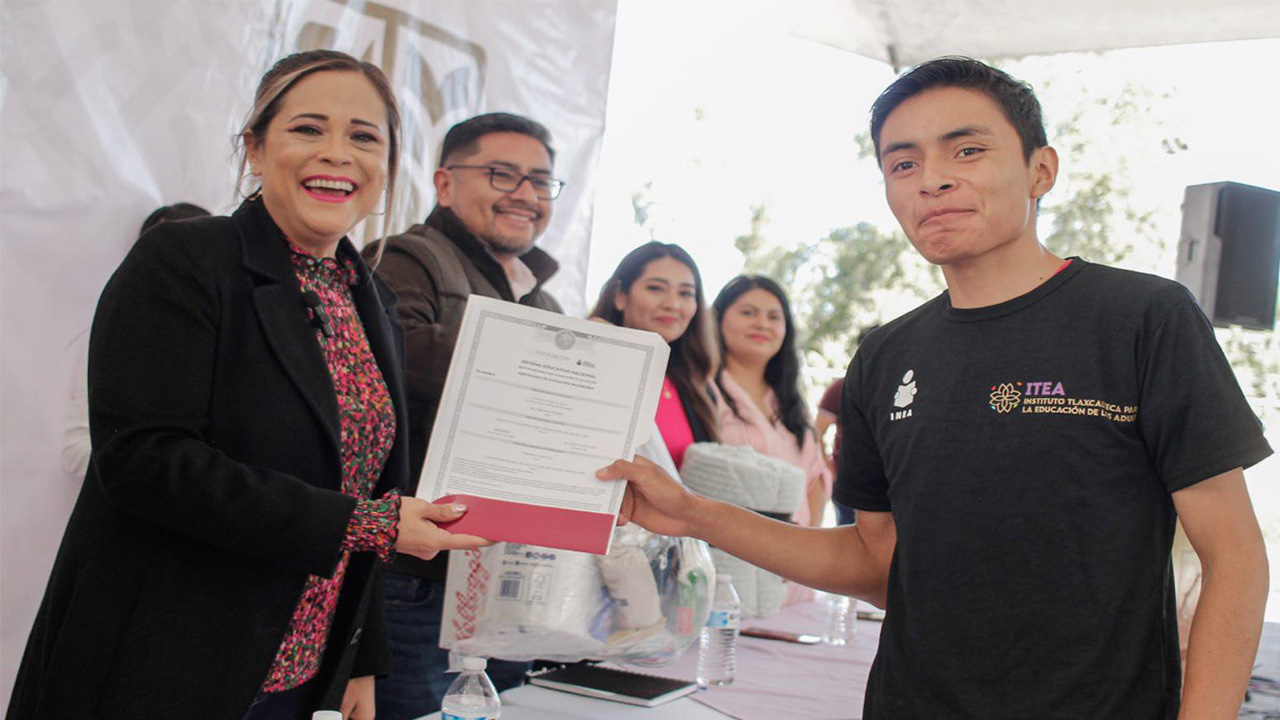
[680,443,805,616]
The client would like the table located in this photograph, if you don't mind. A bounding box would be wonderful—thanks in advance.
[419,613,1280,719]
[418,597,879,720]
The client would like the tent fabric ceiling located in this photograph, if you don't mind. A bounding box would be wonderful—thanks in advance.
[789,0,1280,68]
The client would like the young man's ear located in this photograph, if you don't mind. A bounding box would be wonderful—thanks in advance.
[1029,145,1059,201]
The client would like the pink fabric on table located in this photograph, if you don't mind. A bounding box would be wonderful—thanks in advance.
[655,376,696,468]
[646,599,879,720]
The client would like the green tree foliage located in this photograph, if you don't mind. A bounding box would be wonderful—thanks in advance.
[1221,326,1280,400]
[1037,80,1171,266]
[803,224,915,360]
[735,204,931,369]
[734,204,812,289]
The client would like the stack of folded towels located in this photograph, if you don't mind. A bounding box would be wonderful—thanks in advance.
[680,442,806,617]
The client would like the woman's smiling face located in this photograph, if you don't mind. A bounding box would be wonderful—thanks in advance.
[246,70,389,255]
[719,287,786,365]
[615,256,698,343]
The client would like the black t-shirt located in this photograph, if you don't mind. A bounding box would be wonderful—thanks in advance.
[835,259,1272,720]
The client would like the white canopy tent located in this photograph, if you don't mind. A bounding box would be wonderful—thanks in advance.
[787,0,1280,68]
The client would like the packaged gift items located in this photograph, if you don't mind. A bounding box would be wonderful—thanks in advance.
[442,542,612,661]
[440,422,714,664]
[598,520,715,667]
[609,428,714,666]
[680,442,805,617]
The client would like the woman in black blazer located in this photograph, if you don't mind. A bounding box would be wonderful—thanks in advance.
[7,50,488,720]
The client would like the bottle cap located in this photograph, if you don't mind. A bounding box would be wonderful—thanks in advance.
[462,656,489,671]
[312,712,343,720]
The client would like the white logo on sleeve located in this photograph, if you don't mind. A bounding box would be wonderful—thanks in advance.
[890,370,916,421]
[894,370,917,408]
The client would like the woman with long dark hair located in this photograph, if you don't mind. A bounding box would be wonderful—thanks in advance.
[8,50,489,720]
[712,275,829,529]
[590,242,718,467]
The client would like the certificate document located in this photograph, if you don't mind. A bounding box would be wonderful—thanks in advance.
[420,295,669,554]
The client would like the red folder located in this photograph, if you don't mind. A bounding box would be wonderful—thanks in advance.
[434,494,618,554]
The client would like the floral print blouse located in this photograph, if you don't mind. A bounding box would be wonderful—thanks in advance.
[260,241,401,693]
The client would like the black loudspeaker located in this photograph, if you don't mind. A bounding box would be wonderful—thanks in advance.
[1175,181,1280,330]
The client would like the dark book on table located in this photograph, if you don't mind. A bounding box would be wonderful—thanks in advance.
[527,664,698,707]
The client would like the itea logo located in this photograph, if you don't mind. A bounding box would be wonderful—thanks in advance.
[890,370,916,421]
[989,382,1023,413]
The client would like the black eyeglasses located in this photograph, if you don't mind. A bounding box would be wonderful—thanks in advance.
[446,164,566,200]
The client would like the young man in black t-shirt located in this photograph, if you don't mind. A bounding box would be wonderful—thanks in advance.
[600,57,1272,719]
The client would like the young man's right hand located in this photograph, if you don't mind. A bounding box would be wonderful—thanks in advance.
[601,455,896,607]
[597,456,703,538]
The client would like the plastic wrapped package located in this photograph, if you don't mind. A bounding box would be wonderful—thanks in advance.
[680,443,806,617]
[440,425,715,665]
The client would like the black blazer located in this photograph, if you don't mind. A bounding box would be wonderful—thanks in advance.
[8,199,409,720]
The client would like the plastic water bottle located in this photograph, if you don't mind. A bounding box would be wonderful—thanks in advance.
[822,593,857,645]
[440,656,501,719]
[698,573,741,688]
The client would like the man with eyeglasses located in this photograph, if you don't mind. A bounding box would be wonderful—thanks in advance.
[362,112,565,720]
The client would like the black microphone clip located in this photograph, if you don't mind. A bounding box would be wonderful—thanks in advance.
[301,291,335,339]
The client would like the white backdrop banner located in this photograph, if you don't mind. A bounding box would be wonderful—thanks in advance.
[0,0,616,705]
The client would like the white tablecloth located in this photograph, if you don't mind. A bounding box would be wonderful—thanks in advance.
[417,598,879,720]
[650,597,878,720]
[418,611,1280,719]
